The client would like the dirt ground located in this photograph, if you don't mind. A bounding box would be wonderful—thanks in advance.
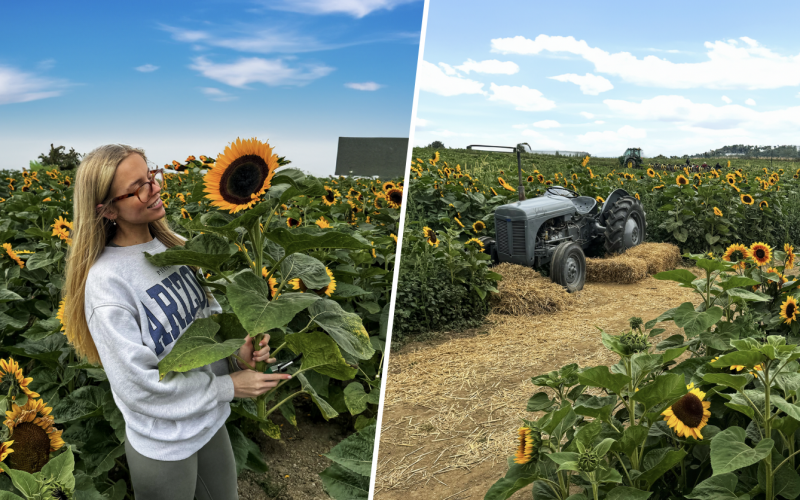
[373,267,707,500]
[236,396,353,500]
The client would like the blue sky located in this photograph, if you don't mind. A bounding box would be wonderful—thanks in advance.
[0,0,423,177]
[413,0,800,158]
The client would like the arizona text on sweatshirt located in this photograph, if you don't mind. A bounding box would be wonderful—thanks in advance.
[85,234,244,461]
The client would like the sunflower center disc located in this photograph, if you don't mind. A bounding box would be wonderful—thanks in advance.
[788,303,796,318]
[222,155,268,203]
[671,393,704,428]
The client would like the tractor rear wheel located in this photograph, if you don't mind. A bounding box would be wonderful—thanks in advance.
[550,241,586,293]
[604,196,646,255]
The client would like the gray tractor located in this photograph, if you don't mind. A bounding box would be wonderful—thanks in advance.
[467,143,647,293]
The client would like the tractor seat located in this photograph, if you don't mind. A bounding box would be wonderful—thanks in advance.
[571,196,598,215]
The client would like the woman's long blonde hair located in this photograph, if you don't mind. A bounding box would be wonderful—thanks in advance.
[62,144,214,368]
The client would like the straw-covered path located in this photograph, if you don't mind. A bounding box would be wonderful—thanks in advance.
[374,244,706,500]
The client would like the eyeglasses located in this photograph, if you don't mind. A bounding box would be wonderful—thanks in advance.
[110,168,164,205]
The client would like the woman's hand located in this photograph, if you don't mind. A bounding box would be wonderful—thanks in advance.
[237,334,277,369]
[231,371,291,399]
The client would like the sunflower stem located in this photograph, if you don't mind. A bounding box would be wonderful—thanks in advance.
[764,364,774,500]
[265,390,305,419]
[613,451,633,487]
[270,342,287,359]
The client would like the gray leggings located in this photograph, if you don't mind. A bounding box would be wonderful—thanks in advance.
[123,425,239,500]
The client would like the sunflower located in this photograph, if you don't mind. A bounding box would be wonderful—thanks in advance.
[785,243,795,270]
[288,267,337,297]
[383,181,396,192]
[423,227,439,247]
[0,358,40,401]
[571,173,578,180]
[473,220,486,233]
[676,174,689,186]
[315,217,331,229]
[781,296,798,325]
[635,193,640,200]
[466,238,485,251]
[386,187,403,209]
[750,242,772,266]
[726,174,736,186]
[203,137,280,214]
[661,383,711,440]
[536,174,545,183]
[286,217,302,228]
[526,175,535,182]
[490,187,498,197]
[514,427,536,464]
[3,398,65,473]
[766,267,787,286]
[498,177,516,192]
[261,267,280,299]
[647,168,655,178]
[760,200,769,209]
[322,186,339,206]
[713,207,723,217]
[740,194,754,205]
[596,196,605,203]
[723,243,750,271]
[454,217,464,228]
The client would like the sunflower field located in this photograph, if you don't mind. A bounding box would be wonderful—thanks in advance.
[408,148,800,257]
[485,242,800,500]
[0,138,402,500]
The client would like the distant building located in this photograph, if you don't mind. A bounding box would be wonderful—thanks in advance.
[334,137,408,178]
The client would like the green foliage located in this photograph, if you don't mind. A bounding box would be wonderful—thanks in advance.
[37,144,83,171]
[485,248,800,500]
[0,159,400,499]
[319,423,376,500]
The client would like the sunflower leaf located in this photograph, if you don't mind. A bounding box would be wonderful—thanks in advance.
[144,233,234,271]
[286,331,358,381]
[281,253,330,289]
[632,373,687,414]
[711,426,774,475]
[638,448,688,488]
[673,302,724,337]
[296,372,340,419]
[309,298,375,361]
[227,272,321,333]
[578,366,630,395]
[702,373,749,392]
[266,227,371,255]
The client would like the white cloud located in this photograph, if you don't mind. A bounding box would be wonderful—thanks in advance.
[188,56,334,88]
[136,64,159,73]
[200,87,237,102]
[0,65,70,105]
[429,129,475,137]
[594,120,605,124]
[603,95,800,132]
[415,117,429,127]
[577,125,647,152]
[161,24,333,54]
[549,73,613,95]
[345,81,382,91]
[721,95,732,104]
[418,60,486,96]
[438,62,457,75]
[519,129,566,150]
[488,83,556,112]
[454,59,519,75]
[532,120,560,128]
[580,111,594,119]
[745,98,756,106]
[264,0,419,18]
[490,34,800,90]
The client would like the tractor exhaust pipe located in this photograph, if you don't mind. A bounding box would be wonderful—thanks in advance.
[516,147,525,201]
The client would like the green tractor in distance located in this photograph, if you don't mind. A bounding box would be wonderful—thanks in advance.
[619,148,643,169]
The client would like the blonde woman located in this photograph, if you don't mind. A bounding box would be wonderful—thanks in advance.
[62,144,289,500]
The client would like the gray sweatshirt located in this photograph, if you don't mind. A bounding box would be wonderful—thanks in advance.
[85,233,244,461]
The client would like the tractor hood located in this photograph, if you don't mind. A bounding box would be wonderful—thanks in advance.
[495,192,576,221]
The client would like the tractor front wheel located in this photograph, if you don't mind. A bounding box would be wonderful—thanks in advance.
[603,196,646,255]
[550,241,586,293]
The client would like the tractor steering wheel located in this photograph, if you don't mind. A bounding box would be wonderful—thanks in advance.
[546,186,580,199]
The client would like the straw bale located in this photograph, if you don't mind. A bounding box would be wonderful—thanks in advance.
[490,262,575,316]
[586,255,649,284]
[622,242,682,274]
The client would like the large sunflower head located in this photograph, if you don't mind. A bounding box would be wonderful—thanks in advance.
[386,187,403,209]
[760,200,769,209]
[781,296,799,325]
[647,168,655,178]
[661,384,711,440]
[676,174,689,186]
[286,217,302,228]
[473,220,486,233]
[466,238,485,252]
[740,194,754,205]
[203,137,280,214]
[423,227,439,247]
[4,398,65,473]
[723,243,751,271]
[750,242,772,266]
